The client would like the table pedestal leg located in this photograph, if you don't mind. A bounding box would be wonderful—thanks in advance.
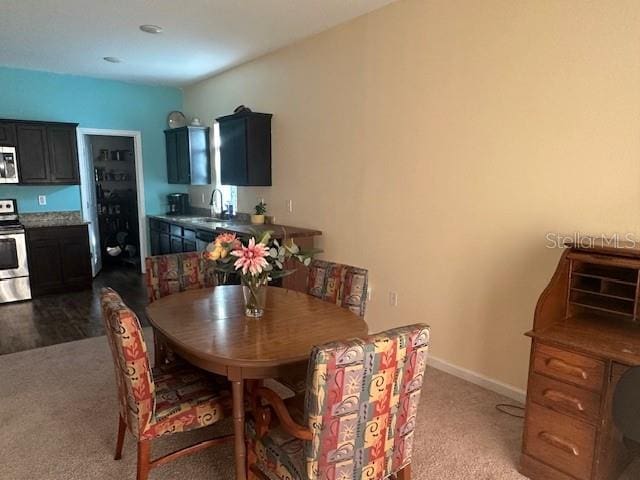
[232,380,247,480]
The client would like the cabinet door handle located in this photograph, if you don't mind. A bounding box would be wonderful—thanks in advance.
[542,388,585,412]
[539,431,579,456]
[546,358,588,379]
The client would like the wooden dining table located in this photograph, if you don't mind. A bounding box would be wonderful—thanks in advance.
[145,285,369,480]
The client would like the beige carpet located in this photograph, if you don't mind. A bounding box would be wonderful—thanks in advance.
[1,334,638,480]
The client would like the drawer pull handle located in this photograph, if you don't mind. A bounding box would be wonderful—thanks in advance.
[539,431,579,456]
[546,358,588,380]
[542,389,585,412]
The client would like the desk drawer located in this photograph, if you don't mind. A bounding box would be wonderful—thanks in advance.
[528,373,600,425]
[533,343,605,392]
[525,402,596,480]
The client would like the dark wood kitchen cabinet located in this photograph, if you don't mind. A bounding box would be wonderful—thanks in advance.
[46,125,80,183]
[26,225,92,297]
[165,126,211,185]
[149,218,198,255]
[217,110,272,186]
[149,228,160,256]
[16,124,49,183]
[0,122,17,146]
[149,219,171,255]
[0,119,79,184]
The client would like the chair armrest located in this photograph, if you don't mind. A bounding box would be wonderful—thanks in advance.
[252,387,312,441]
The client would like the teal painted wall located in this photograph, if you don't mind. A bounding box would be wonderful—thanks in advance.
[0,66,184,214]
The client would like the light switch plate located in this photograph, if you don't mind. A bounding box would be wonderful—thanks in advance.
[38,195,47,206]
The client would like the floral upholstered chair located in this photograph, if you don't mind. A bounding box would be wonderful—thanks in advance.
[307,260,369,317]
[248,323,430,480]
[276,260,369,394]
[145,252,217,365]
[145,252,216,303]
[101,288,232,480]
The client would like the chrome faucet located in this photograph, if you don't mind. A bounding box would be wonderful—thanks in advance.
[209,188,226,218]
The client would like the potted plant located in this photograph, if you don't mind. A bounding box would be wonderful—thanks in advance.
[251,201,267,224]
[203,231,318,317]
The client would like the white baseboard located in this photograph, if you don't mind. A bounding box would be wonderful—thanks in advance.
[427,355,527,404]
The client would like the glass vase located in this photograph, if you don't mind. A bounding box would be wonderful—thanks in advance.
[242,278,267,318]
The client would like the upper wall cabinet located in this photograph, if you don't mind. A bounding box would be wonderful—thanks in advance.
[165,126,211,185]
[47,126,80,183]
[0,123,17,147]
[0,119,79,185]
[216,111,272,186]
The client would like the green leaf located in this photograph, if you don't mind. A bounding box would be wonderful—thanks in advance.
[259,231,272,245]
[286,242,300,254]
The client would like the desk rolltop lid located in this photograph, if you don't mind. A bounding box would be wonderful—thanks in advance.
[565,237,640,260]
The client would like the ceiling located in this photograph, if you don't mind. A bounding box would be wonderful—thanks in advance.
[0,0,395,87]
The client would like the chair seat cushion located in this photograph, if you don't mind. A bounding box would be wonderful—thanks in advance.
[247,418,306,480]
[141,362,231,440]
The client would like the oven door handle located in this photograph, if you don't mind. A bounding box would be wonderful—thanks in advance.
[0,156,6,179]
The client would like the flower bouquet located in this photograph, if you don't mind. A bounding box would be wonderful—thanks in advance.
[203,230,317,317]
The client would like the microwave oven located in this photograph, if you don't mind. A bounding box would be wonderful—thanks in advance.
[0,146,19,183]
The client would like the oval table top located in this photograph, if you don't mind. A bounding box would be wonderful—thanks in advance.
[145,285,369,372]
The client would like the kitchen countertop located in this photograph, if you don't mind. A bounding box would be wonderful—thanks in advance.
[149,214,321,239]
[20,211,90,228]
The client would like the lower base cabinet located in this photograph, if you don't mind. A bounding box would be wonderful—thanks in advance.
[26,225,92,296]
[149,218,197,255]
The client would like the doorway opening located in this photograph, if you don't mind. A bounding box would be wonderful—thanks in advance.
[77,129,147,277]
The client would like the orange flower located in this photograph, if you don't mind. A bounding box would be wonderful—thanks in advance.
[215,232,240,249]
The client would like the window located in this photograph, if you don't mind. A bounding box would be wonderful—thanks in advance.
[213,122,237,212]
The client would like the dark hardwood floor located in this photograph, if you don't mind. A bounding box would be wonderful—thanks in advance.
[0,266,148,355]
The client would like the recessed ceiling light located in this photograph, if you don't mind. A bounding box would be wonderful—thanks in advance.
[103,56,122,63]
[140,24,163,34]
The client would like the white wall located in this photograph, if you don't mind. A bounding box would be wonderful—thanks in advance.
[184,0,640,391]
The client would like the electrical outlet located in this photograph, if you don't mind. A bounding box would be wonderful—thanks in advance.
[201,193,205,204]
[38,195,47,206]
[287,199,293,213]
[389,291,398,307]
[367,288,373,302]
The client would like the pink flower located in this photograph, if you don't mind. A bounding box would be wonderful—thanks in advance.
[215,232,241,249]
[230,237,269,275]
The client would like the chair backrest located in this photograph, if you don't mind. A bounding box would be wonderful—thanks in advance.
[145,252,216,303]
[307,260,368,317]
[100,288,155,438]
[304,324,430,480]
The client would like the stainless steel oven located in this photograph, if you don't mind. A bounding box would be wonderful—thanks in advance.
[0,199,31,303]
[0,146,19,183]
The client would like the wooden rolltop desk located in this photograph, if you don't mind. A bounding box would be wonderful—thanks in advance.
[520,240,640,480]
